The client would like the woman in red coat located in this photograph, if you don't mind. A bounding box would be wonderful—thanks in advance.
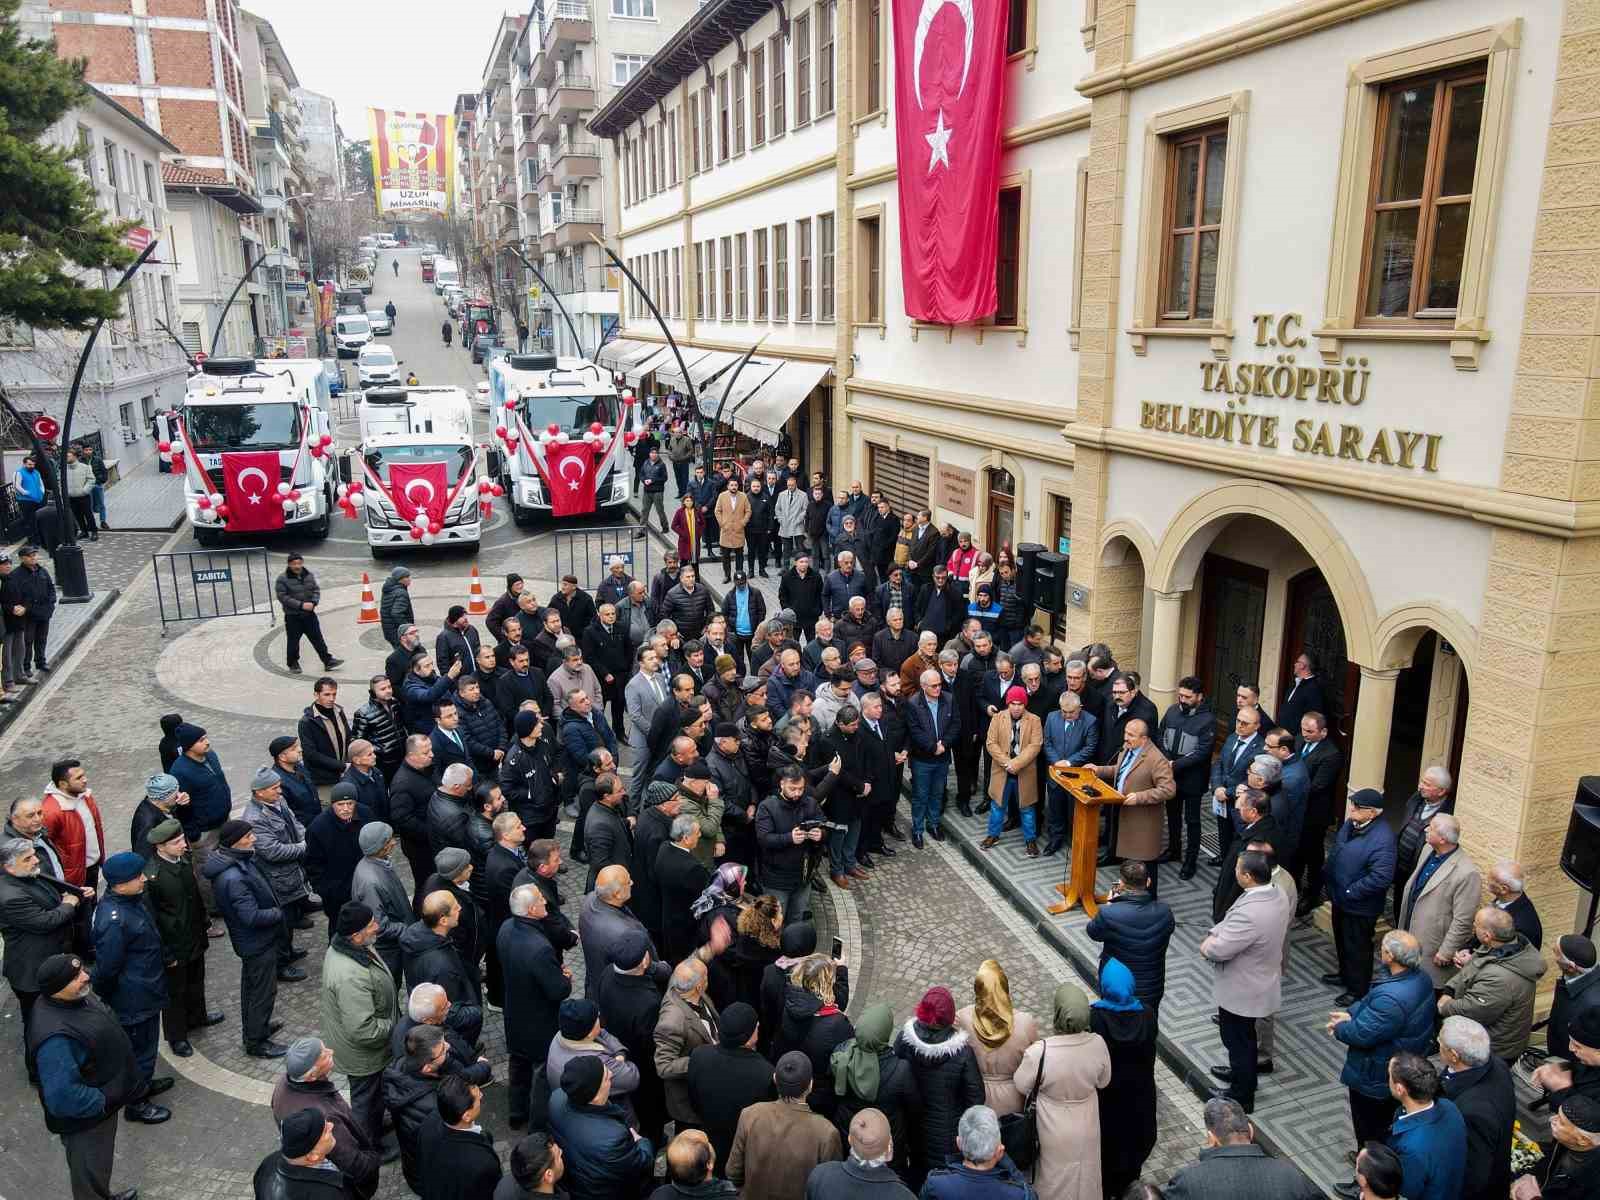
[670,493,702,565]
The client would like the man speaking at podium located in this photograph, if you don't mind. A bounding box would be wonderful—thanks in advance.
[1092,720,1175,896]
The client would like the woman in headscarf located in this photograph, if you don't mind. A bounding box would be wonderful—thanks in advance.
[758,922,848,1058]
[896,984,983,1189]
[831,1002,922,1182]
[778,954,855,1119]
[1089,959,1158,1199]
[693,862,750,1009]
[954,958,1040,1115]
[1013,981,1111,1200]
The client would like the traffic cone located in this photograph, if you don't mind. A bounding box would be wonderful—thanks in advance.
[466,565,488,616]
[356,573,380,624]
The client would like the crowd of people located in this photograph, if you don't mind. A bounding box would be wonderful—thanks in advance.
[3,473,1599,1200]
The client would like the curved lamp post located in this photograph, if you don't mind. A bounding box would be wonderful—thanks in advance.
[490,200,585,359]
[210,248,274,357]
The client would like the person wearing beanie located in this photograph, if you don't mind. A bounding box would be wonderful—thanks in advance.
[129,772,187,864]
[727,1050,842,1200]
[981,684,1045,856]
[703,652,742,726]
[596,556,633,608]
[304,780,372,938]
[547,994,640,1124]
[90,852,176,1123]
[1549,935,1600,1063]
[275,552,343,677]
[270,1037,384,1197]
[253,1105,347,1199]
[486,574,526,644]
[687,1000,775,1173]
[1324,789,1398,1007]
[895,985,982,1182]
[165,722,232,919]
[436,605,483,680]
[244,764,315,934]
[1518,1092,1600,1200]
[142,817,223,1058]
[318,900,400,1158]
[26,953,147,1200]
[158,712,186,773]
[349,821,410,980]
[548,1051,654,1199]
[205,817,297,1059]
[265,734,319,830]
[380,567,415,648]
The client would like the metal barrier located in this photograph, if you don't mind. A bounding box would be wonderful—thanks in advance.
[552,525,651,591]
[153,547,277,635]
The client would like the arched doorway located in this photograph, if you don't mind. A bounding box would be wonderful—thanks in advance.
[1277,567,1357,772]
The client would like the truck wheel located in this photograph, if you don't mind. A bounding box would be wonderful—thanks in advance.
[194,525,218,547]
[512,503,535,528]
[310,510,331,539]
[370,543,389,560]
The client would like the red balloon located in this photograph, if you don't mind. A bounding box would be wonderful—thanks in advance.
[196,495,212,510]
[428,521,443,535]
[287,489,301,502]
[157,441,172,453]
[546,423,559,436]
[624,432,638,446]
[310,445,323,458]
[492,483,505,497]
[503,399,517,410]
[589,421,603,435]
[409,527,423,540]
[215,504,229,519]
[623,394,637,406]
[170,451,185,469]
[319,433,333,446]
[348,480,363,493]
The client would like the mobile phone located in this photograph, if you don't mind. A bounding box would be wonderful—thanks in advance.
[831,936,844,960]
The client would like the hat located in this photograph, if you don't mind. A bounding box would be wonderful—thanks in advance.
[389,566,412,581]
[102,852,145,886]
[174,723,207,752]
[915,986,956,1028]
[268,735,298,758]
[358,821,394,854]
[280,1107,325,1159]
[336,902,374,936]
[506,572,524,589]
[734,571,748,584]
[36,953,82,997]
[250,766,282,793]
[1559,933,1597,970]
[447,604,467,623]
[145,773,180,802]
[560,1054,605,1106]
[1005,685,1027,705]
[776,608,798,626]
[219,819,253,848]
[1570,1004,1600,1049]
[1349,788,1385,812]
[0,550,9,564]
[714,653,736,674]
[514,710,539,737]
[284,1037,325,1080]
[607,927,652,970]
[559,998,600,1040]
[739,676,766,695]
[329,781,358,805]
[854,659,877,674]
[714,722,740,740]
[719,1002,758,1047]
[775,1050,813,1097]
[434,847,471,877]
[1560,1093,1600,1135]
[683,761,712,781]
[147,817,183,846]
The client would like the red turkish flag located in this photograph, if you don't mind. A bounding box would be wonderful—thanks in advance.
[542,440,599,517]
[893,0,1009,324]
[389,461,450,526]
[220,451,284,532]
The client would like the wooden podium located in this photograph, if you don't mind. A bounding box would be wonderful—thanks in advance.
[1045,765,1125,918]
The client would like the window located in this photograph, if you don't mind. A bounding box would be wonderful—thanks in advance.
[721,235,734,318]
[756,228,770,320]
[771,33,786,136]
[818,213,835,321]
[752,46,766,145]
[718,72,730,164]
[995,186,1023,326]
[103,139,119,190]
[689,93,701,173]
[671,246,681,317]
[76,125,94,180]
[855,211,882,324]
[857,0,882,115]
[1360,68,1486,321]
[869,444,931,515]
[1159,125,1227,322]
[795,13,812,125]
[611,0,655,15]
[817,2,835,116]
[648,126,659,195]
[667,110,679,185]
[1007,0,1034,56]
[160,276,176,326]
[696,243,707,317]
[701,86,714,172]
[142,161,156,202]
[797,217,813,320]
[613,54,648,85]
[733,63,746,155]
[1069,158,1088,348]
[736,233,748,320]
[705,240,717,319]
[774,223,789,320]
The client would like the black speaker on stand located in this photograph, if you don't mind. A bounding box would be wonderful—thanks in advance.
[1561,776,1600,937]
[1015,542,1046,612]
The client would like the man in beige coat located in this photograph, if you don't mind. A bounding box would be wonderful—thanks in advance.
[654,956,721,1127]
[1398,813,1482,989]
[728,1051,841,1200]
[1093,719,1176,892]
[713,480,752,583]
[982,688,1044,854]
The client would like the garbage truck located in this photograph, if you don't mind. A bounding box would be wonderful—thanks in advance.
[351,385,483,554]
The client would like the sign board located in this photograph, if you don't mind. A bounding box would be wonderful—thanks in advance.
[192,567,233,585]
[935,463,976,518]
[124,226,154,253]
[1066,581,1090,610]
[285,281,309,294]
[600,550,635,575]
[367,108,457,216]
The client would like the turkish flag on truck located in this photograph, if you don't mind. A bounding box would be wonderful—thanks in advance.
[892,0,1009,324]
[389,461,450,526]
[220,451,285,532]
[541,441,599,518]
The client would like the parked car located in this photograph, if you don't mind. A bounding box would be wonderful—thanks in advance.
[470,333,505,365]
[366,308,393,335]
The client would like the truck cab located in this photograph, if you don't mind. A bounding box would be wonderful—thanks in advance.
[355,386,481,554]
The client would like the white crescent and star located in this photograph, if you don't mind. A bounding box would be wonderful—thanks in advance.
[236,466,269,505]
[558,454,586,491]
[911,0,974,176]
[403,478,437,504]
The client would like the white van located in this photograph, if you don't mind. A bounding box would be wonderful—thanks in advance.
[357,344,402,389]
[335,313,372,357]
[433,257,460,293]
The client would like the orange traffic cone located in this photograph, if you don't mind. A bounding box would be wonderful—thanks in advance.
[356,572,380,624]
[466,565,488,616]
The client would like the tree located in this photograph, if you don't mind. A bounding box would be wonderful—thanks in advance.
[0,0,134,331]
[343,138,375,197]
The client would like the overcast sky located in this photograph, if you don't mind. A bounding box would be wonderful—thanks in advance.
[245,1,520,138]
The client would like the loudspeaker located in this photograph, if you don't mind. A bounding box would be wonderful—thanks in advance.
[1561,776,1600,891]
[1015,542,1046,610]
[1033,551,1068,614]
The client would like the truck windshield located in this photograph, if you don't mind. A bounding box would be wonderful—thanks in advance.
[363,444,475,481]
[185,403,302,451]
[519,393,617,433]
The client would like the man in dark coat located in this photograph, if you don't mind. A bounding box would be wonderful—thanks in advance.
[500,709,559,840]
[90,852,175,1120]
[1213,790,1280,923]
[305,785,371,937]
[1324,790,1397,1006]
[499,882,573,1130]
[1548,934,1600,1061]
[913,566,964,642]
[778,556,824,639]
[434,607,482,679]
[389,737,440,900]
[380,569,416,648]
[204,821,294,1058]
[417,853,484,1007]
[143,819,220,1057]
[1294,712,1344,916]
[426,764,476,858]
[654,815,713,963]
[1439,1015,1516,1200]
[419,1074,503,1200]
[582,604,631,737]
[129,772,187,863]
[1085,861,1175,1012]
[481,814,527,1008]
[513,838,578,959]
[401,891,483,1029]
[580,867,671,1002]
[0,829,80,1047]
[270,1041,382,1199]
[298,678,353,794]
[485,574,524,644]
[597,925,668,1145]
[351,677,405,784]
[583,773,634,892]
[1157,679,1216,876]
[1161,1096,1323,1200]
[687,1002,775,1174]
[550,576,599,637]
[453,676,508,775]
[1276,653,1326,743]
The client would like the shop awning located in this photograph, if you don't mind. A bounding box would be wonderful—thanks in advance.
[654,347,741,393]
[729,360,832,444]
[623,345,671,386]
[596,338,647,370]
[696,356,785,422]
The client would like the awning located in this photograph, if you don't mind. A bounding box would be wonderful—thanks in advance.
[696,356,784,422]
[729,360,831,444]
[596,338,647,370]
[623,345,671,386]
[653,346,741,392]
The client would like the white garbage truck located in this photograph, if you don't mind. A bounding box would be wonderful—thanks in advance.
[351,385,483,554]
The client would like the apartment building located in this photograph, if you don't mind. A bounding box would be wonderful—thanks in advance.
[294,88,342,187]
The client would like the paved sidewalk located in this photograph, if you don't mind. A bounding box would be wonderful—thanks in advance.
[106,451,186,531]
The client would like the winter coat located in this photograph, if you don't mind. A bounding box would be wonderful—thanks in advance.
[921,1159,1038,1200]
[671,505,703,563]
[12,561,57,619]
[559,709,618,775]
[426,788,473,858]
[401,670,454,734]
[687,1042,776,1170]
[985,710,1043,810]
[501,737,559,828]
[549,1091,655,1200]
[755,778,834,890]
[340,764,388,823]
[204,846,287,960]
[383,1061,445,1192]
[1439,934,1548,1059]
[549,661,603,719]
[655,987,721,1124]
[582,800,633,892]
[581,619,630,687]
[639,456,668,493]
[661,582,715,641]
[142,850,208,965]
[400,920,481,1010]
[777,986,855,1118]
[822,568,870,617]
[779,566,825,631]
[895,1020,984,1175]
[1389,1097,1468,1200]
[1156,702,1216,796]
[1015,1031,1111,1200]
[1161,1143,1324,1200]
[1398,848,1482,987]
[714,491,752,548]
[351,698,404,769]
[728,1098,842,1200]
[419,1120,503,1200]
[319,937,399,1079]
[1084,892,1175,1010]
[275,763,320,830]
[1325,818,1397,918]
[243,796,310,906]
[251,1153,361,1200]
[275,566,321,617]
[298,703,352,786]
[832,1048,921,1178]
[774,487,809,538]
[348,855,409,961]
[89,892,168,1024]
[1333,966,1436,1097]
[499,914,572,1058]
[269,1075,382,1199]
[955,1005,1040,1117]
[380,578,415,646]
[720,584,768,638]
[39,788,108,886]
[656,843,712,963]
[1441,1057,1516,1200]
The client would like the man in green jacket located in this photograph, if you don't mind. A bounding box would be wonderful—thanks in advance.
[142,819,221,1059]
[320,902,398,1147]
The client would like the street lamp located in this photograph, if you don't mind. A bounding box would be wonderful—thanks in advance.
[491,200,585,359]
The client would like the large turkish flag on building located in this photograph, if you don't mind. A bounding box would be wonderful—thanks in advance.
[220,451,285,532]
[892,0,1009,324]
[542,441,599,518]
[389,461,450,526]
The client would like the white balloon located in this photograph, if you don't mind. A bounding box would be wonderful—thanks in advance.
[336,484,349,500]
[420,532,436,546]
[350,492,366,508]
[209,492,224,506]
[276,482,291,496]
[539,431,553,444]
[282,499,297,515]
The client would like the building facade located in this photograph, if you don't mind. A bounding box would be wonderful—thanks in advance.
[600,0,1600,938]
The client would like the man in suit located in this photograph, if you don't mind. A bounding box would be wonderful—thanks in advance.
[1294,711,1344,917]
[1260,729,1309,878]
[1487,861,1543,951]
[1092,719,1176,895]
[1201,848,1292,1113]
[1397,813,1481,991]
[1096,672,1160,865]
[1208,707,1263,861]
[903,667,959,848]
[1391,766,1455,923]
[1325,789,1397,1007]
[1157,677,1216,878]
[1438,1016,1515,1200]
[1213,787,1279,922]
[1234,683,1275,735]
[903,509,940,587]
[1276,653,1325,741]
[1041,691,1099,857]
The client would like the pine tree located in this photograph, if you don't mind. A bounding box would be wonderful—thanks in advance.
[0,0,134,331]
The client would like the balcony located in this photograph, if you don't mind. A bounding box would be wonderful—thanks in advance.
[516,78,539,115]
[547,75,595,125]
[552,142,601,185]
[518,135,540,162]
[540,0,592,61]
[542,206,603,251]
[496,119,513,158]
[531,106,559,145]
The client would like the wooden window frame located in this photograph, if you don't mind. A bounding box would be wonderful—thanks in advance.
[818,212,835,322]
[648,125,659,194]
[706,240,718,320]
[774,223,789,321]
[771,33,787,138]
[817,1,835,117]
[1128,91,1249,359]
[854,0,884,122]
[721,234,734,319]
[795,12,812,127]
[1068,158,1088,350]
[993,181,1024,330]
[702,86,715,173]
[1317,21,1518,371]
[672,246,682,318]
[853,205,884,331]
[689,92,702,174]
[797,217,813,321]
[736,233,749,320]
[1156,122,1229,324]
[718,71,731,164]
[1007,0,1038,69]
[734,63,747,155]
[695,242,706,318]
[668,110,679,186]
[753,45,767,146]
[756,227,770,320]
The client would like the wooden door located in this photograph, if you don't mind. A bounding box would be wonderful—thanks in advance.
[1195,553,1268,738]
[1279,567,1357,768]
